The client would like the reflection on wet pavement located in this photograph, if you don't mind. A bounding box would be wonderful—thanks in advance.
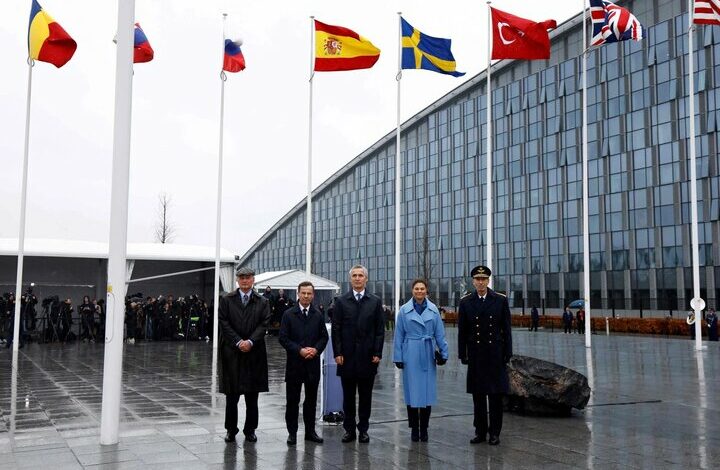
[1,330,720,468]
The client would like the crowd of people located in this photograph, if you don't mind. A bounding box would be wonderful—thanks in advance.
[0,289,220,348]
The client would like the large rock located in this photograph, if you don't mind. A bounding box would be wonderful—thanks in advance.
[505,355,591,416]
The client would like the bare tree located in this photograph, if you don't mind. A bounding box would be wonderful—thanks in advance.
[154,192,176,243]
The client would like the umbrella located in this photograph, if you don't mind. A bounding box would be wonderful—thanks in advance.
[567,299,584,309]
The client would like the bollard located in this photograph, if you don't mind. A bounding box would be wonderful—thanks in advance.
[605,317,610,336]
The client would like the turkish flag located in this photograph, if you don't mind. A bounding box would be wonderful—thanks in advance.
[491,7,557,60]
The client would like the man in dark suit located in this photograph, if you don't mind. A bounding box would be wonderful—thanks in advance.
[331,264,385,443]
[218,267,271,444]
[458,265,512,446]
[279,281,329,445]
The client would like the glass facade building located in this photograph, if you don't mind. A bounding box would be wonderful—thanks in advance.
[241,0,720,315]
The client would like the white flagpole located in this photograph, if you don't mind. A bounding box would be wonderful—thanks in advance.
[687,1,704,350]
[211,13,228,405]
[306,16,315,275]
[395,12,402,315]
[582,1,591,348]
[11,59,34,354]
[100,0,135,446]
[486,2,493,284]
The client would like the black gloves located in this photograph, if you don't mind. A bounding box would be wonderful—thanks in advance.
[436,357,447,366]
[394,362,404,369]
[460,358,468,365]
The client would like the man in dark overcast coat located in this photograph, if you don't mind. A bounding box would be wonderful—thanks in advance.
[331,264,385,444]
[279,281,328,445]
[218,267,270,444]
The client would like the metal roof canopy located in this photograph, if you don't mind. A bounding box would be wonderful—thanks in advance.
[254,270,340,292]
[0,238,236,263]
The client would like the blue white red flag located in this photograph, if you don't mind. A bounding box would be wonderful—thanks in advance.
[223,38,245,73]
[590,0,643,46]
[133,23,154,63]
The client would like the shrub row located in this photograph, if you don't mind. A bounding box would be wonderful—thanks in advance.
[510,314,710,337]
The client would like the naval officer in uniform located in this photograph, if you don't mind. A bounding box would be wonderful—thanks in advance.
[458,265,512,445]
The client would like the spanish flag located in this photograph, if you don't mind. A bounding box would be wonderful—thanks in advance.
[28,0,77,68]
[314,20,380,72]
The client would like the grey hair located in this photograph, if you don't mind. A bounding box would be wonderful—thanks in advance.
[349,264,369,278]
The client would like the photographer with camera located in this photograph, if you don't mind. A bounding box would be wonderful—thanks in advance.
[144,297,158,341]
[22,286,38,334]
[0,293,14,346]
[79,296,96,343]
[5,293,25,349]
[59,298,74,343]
[40,295,61,343]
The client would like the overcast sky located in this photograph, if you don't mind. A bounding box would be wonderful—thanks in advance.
[1,1,579,257]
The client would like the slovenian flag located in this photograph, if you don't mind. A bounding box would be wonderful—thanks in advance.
[223,39,245,73]
[28,0,77,68]
[133,23,154,63]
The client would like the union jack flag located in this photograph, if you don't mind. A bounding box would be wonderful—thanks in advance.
[694,0,720,25]
[590,0,643,46]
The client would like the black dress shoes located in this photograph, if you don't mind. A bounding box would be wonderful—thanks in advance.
[342,431,356,443]
[223,432,236,443]
[305,431,324,443]
[420,429,428,442]
[358,432,370,443]
[488,435,501,446]
[470,434,486,444]
[287,434,297,445]
[411,428,420,442]
[244,432,257,443]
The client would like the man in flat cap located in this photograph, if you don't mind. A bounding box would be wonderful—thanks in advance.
[458,265,512,446]
[218,267,271,443]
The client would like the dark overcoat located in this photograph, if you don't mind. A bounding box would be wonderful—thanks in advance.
[458,289,513,394]
[331,291,385,379]
[278,304,329,383]
[218,290,271,395]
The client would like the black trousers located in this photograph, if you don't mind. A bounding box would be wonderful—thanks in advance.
[407,405,431,430]
[285,378,319,434]
[530,319,539,332]
[224,392,259,435]
[473,393,503,437]
[341,376,375,433]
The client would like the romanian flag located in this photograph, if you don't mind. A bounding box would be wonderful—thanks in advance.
[314,20,380,72]
[28,0,77,68]
[401,18,464,77]
[223,38,245,73]
[133,23,154,63]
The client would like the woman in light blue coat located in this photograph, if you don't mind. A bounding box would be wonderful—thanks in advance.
[393,279,449,442]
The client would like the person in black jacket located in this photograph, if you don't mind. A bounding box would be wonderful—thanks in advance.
[278,281,329,445]
[331,264,385,444]
[218,267,271,444]
[458,265,512,446]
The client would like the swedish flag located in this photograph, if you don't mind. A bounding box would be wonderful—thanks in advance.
[401,18,464,77]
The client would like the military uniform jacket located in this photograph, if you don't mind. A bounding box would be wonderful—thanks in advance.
[278,304,329,383]
[331,291,385,379]
[458,289,513,394]
[218,290,271,395]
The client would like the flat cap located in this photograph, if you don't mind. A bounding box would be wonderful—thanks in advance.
[235,266,255,276]
[471,265,491,278]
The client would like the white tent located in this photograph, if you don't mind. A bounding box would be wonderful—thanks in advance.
[254,269,340,292]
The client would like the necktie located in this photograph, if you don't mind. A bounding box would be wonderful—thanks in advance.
[356,293,362,302]
[243,294,249,305]
[480,297,484,303]
[303,308,308,317]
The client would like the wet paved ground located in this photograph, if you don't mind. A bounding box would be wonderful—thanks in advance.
[1,328,720,469]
